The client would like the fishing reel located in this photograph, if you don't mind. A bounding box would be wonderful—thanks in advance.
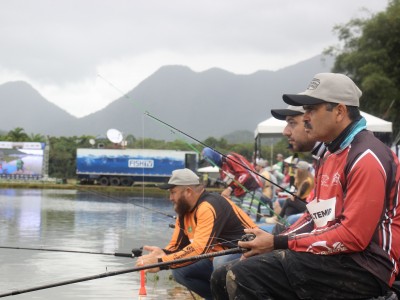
[241,233,256,242]
[239,233,256,252]
[132,247,143,258]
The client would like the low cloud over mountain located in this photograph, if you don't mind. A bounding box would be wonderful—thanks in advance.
[0,55,333,141]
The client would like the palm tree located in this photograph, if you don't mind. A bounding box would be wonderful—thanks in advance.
[29,133,46,142]
[6,127,29,141]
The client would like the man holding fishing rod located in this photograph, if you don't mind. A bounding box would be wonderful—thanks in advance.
[201,147,272,221]
[211,73,400,299]
[136,168,257,300]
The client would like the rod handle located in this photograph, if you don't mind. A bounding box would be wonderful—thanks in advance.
[114,252,133,257]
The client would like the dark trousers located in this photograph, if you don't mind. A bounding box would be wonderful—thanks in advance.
[279,198,306,218]
[211,250,388,300]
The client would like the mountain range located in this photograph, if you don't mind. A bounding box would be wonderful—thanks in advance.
[0,54,334,141]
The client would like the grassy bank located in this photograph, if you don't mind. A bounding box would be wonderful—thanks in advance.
[0,179,223,197]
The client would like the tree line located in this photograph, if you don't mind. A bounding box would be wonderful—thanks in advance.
[325,0,400,141]
[0,127,295,179]
[3,2,399,178]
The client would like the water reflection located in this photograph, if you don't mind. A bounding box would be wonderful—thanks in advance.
[0,189,196,299]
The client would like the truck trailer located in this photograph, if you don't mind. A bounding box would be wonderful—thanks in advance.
[76,148,198,186]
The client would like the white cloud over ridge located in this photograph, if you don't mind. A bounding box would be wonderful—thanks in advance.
[0,0,388,117]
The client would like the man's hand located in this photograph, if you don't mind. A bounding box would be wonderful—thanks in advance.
[238,228,274,258]
[142,245,166,256]
[135,245,166,273]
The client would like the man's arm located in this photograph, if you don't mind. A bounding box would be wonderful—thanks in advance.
[160,202,219,268]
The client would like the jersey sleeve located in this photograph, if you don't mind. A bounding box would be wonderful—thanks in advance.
[163,218,183,253]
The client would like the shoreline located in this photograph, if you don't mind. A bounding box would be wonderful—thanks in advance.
[0,180,223,197]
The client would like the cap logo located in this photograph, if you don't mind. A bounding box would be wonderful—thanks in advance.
[307,78,320,90]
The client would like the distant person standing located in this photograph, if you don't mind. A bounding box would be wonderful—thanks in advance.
[274,153,284,173]
[16,159,24,172]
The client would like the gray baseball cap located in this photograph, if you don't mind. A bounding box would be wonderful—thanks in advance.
[283,73,362,107]
[158,168,200,189]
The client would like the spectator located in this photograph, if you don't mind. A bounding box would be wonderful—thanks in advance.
[266,160,314,224]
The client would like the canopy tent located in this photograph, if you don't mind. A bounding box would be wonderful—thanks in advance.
[197,166,220,187]
[197,166,220,173]
[254,111,393,162]
[255,111,392,139]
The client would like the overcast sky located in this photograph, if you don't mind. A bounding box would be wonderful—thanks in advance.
[0,0,388,118]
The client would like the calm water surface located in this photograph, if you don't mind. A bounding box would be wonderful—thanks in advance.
[0,189,195,299]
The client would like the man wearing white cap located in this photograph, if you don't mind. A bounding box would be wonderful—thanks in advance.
[137,168,256,300]
[212,73,400,299]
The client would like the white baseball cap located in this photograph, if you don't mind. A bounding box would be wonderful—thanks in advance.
[158,168,200,189]
[283,73,362,107]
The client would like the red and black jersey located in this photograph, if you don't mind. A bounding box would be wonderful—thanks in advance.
[276,130,400,286]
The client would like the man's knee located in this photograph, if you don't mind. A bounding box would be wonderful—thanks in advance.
[211,264,228,286]
[171,268,187,285]
[226,269,238,298]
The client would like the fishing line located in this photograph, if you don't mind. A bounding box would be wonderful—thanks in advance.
[97,73,294,197]
[0,246,247,298]
[83,189,176,221]
[140,115,286,224]
[0,246,132,257]
[116,234,249,270]
[98,74,292,224]
[81,183,247,269]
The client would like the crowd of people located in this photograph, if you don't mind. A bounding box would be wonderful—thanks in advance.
[137,73,400,300]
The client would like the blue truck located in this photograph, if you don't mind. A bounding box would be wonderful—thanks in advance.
[76,148,198,186]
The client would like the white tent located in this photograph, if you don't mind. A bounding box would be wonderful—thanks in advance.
[255,111,392,138]
[254,111,393,162]
[197,166,220,187]
[197,166,219,173]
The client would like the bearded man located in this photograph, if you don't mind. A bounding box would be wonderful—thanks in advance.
[137,168,256,300]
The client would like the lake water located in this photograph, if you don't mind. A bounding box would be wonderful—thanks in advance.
[0,188,196,299]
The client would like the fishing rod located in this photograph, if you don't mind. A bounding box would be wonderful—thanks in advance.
[0,245,144,258]
[83,189,176,219]
[82,189,177,227]
[0,246,133,257]
[137,115,287,224]
[145,111,297,199]
[84,180,267,225]
[0,245,249,298]
[97,75,295,226]
[144,112,296,225]
[97,74,295,199]
[129,198,176,219]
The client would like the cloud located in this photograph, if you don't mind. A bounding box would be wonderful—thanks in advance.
[0,0,388,117]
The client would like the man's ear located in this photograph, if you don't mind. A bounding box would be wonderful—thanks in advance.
[336,104,348,122]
